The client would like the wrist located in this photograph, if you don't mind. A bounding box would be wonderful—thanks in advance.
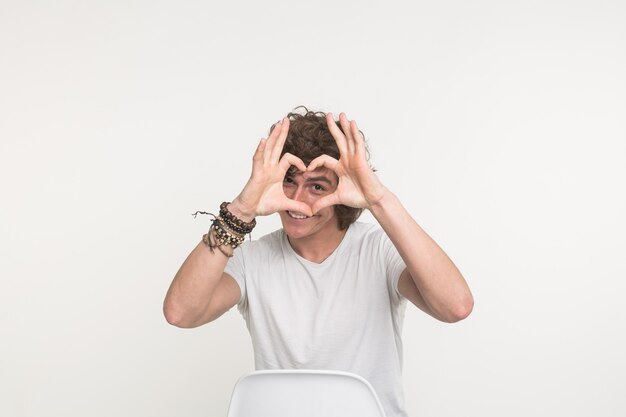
[227,198,256,223]
[366,186,392,210]
[367,188,397,215]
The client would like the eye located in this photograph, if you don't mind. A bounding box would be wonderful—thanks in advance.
[283,176,294,184]
[313,184,325,191]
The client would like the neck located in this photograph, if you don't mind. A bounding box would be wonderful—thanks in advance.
[287,227,348,264]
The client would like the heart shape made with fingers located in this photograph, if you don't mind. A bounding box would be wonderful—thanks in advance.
[280,158,344,216]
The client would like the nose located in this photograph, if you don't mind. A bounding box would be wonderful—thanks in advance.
[283,181,308,202]
[290,185,306,202]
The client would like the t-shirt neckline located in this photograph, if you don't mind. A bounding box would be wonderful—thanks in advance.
[281,224,353,268]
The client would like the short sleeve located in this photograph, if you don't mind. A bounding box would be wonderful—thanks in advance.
[378,230,407,303]
[224,245,247,308]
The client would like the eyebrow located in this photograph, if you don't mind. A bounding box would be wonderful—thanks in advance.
[285,169,334,185]
[304,176,333,184]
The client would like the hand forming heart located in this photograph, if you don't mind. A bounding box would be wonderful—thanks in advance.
[230,112,387,220]
[306,112,387,214]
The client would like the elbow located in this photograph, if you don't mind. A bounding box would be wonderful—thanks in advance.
[163,300,195,328]
[441,294,474,323]
[163,304,182,327]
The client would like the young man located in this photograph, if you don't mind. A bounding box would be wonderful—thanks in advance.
[164,108,474,417]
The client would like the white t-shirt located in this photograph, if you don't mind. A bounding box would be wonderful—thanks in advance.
[224,221,408,417]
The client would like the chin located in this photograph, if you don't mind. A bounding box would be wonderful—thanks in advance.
[281,222,313,240]
[284,230,307,241]
[279,216,312,239]
[279,209,338,241]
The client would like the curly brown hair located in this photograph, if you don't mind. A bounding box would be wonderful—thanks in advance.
[271,106,371,230]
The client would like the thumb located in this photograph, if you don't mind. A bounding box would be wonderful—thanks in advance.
[311,192,340,215]
[282,199,313,217]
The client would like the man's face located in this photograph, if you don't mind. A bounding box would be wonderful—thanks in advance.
[279,166,340,241]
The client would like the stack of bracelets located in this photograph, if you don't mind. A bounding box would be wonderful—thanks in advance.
[201,202,256,257]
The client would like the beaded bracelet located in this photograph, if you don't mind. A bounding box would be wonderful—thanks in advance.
[219,201,256,234]
[202,231,232,258]
[201,219,244,257]
[212,218,245,247]
[215,216,247,240]
[193,202,256,257]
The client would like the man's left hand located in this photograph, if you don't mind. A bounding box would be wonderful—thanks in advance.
[307,112,388,214]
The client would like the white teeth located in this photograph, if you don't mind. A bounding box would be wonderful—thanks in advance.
[287,211,309,219]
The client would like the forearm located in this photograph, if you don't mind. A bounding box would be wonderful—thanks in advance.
[369,190,473,322]
[164,117,308,327]
[163,238,232,327]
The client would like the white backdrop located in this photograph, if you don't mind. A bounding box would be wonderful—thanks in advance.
[1,1,625,416]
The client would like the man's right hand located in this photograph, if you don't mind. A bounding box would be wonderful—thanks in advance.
[228,117,312,222]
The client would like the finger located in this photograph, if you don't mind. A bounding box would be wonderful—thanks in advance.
[253,137,267,161]
[270,117,290,163]
[307,154,340,174]
[311,193,341,215]
[278,152,307,174]
[326,112,348,156]
[282,199,313,217]
[350,120,367,160]
[264,120,282,163]
[339,113,355,155]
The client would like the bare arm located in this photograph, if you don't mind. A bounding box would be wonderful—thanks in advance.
[309,113,473,323]
[164,241,240,328]
[369,192,473,323]
[163,117,311,328]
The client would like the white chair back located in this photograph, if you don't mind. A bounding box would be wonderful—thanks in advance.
[226,370,387,417]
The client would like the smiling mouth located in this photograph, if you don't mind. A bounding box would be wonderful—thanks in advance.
[287,211,310,220]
